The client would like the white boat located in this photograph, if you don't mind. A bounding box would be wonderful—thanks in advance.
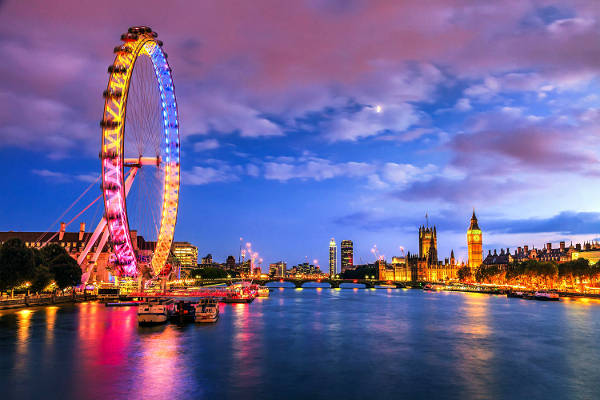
[195,299,219,323]
[534,291,560,301]
[257,286,270,297]
[137,299,173,325]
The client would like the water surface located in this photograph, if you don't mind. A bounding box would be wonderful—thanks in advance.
[1,287,599,400]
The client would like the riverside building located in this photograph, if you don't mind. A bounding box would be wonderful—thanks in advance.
[329,238,337,277]
[467,210,483,269]
[172,241,198,276]
[341,240,353,273]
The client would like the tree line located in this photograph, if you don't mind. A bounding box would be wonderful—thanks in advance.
[0,238,82,295]
[457,258,600,289]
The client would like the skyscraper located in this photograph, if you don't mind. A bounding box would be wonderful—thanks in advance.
[341,240,353,272]
[467,210,483,269]
[329,238,337,277]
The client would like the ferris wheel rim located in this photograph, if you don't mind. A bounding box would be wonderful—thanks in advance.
[100,27,180,277]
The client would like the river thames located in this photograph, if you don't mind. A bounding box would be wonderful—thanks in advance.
[1,287,600,400]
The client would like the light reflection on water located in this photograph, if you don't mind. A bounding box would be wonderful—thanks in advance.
[1,290,600,399]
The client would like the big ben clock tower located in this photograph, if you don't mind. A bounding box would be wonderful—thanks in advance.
[467,210,482,269]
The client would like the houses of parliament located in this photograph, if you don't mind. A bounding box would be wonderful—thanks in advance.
[378,211,483,281]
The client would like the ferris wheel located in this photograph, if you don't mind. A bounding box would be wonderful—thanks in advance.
[78,26,180,282]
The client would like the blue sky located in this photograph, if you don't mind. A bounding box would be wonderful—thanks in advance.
[1,1,599,271]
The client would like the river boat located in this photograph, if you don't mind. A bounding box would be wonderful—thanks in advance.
[195,299,219,323]
[221,283,256,303]
[106,301,142,307]
[248,283,268,297]
[169,300,197,323]
[257,286,270,297]
[507,291,525,298]
[423,284,443,291]
[534,291,560,301]
[222,292,255,303]
[137,299,174,325]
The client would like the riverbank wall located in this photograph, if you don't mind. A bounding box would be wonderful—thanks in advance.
[0,293,97,310]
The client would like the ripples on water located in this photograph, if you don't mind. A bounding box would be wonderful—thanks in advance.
[1,287,600,400]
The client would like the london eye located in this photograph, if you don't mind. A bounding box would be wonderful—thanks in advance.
[99,26,180,278]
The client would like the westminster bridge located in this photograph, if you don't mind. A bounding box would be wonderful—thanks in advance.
[191,277,410,289]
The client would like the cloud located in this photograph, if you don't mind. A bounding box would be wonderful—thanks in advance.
[180,92,283,138]
[333,208,467,233]
[32,169,98,183]
[323,103,420,142]
[392,175,530,204]
[263,156,375,182]
[183,165,241,185]
[334,207,600,238]
[454,98,472,111]
[193,139,220,151]
[485,211,600,235]
[451,111,599,175]
[246,164,260,177]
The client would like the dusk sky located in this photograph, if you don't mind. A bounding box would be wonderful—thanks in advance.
[1,0,599,270]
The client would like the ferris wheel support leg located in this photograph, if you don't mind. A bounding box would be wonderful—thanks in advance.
[79,169,139,285]
[78,217,107,266]
[82,227,111,285]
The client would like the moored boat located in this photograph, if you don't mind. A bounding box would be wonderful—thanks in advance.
[169,300,197,323]
[257,286,270,297]
[222,292,255,303]
[221,283,256,303]
[534,291,560,301]
[507,291,525,298]
[195,299,219,323]
[137,299,174,325]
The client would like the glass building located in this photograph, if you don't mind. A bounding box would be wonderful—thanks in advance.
[341,240,353,272]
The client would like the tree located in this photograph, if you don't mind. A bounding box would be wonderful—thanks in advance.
[0,238,36,292]
[457,266,472,282]
[49,254,82,290]
[30,248,52,293]
[191,267,229,279]
[339,265,377,279]
[40,243,69,264]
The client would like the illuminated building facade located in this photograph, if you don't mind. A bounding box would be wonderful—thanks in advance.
[341,240,353,273]
[419,225,437,263]
[289,262,324,278]
[467,210,483,269]
[172,241,198,270]
[484,241,600,267]
[382,219,458,282]
[269,261,287,277]
[329,238,337,277]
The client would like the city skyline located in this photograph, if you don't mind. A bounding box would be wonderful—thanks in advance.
[1,1,600,267]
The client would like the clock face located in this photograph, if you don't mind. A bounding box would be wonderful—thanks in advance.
[473,235,480,241]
